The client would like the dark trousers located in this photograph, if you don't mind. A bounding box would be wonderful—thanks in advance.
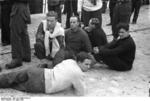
[65,0,78,28]
[131,1,141,23]
[101,55,132,71]
[1,2,12,44]
[34,41,46,59]
[0,67,45,93]
[11,26,31,61]
[48,5,61,22]
[109,2,116,24]
[82,8,102,27]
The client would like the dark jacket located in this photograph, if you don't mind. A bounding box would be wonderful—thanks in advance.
[99,35,136,68]
[65,28,92,54]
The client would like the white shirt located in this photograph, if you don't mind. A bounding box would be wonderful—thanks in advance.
[44,59,86,95]
[78,0,103,12]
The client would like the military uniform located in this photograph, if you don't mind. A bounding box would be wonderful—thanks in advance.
[0,0,12,46]
[6,0,31,69]
[112,0,132,38]
[107,0,117,25]
[63,0,78,28]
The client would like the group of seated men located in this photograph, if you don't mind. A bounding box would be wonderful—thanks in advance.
[0,11,136,95]
[34,11,136,71]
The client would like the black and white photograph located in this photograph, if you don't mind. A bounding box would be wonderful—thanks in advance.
[0,0,150,100]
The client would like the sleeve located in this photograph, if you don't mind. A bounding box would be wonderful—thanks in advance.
[77,0,83,12]
[72,75,86,96]
[36,23,45,42]
[82,32,92,53]
[56,36,65,49]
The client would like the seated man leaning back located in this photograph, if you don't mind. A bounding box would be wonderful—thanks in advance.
[34,11,65,60]
[93,23,136,71]
[0,52,92,96]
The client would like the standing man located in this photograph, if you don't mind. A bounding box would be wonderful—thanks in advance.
[0,52,92,96]
[63,0,79,28]
[112,0,132,39]
[131,0,142,24]
[106,0,117,26]
[6,0,31,69]
[0,0,12,46]
[78,0,103,27]
[48,0,64,22]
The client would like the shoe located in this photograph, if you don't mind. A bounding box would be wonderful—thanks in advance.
[106,23,112,26]
[22,58,31,62]
[6,60,22,69]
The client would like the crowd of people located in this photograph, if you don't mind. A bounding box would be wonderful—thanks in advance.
[0,0,140,95]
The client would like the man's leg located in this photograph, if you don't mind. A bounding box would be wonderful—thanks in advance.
[82,9,91,27]
[132,2,141,23]
[0,69,28,88]
[92,9,102,27]
[53,48,66,66]
[54,5,61,23]
[34,41,46,59]
[21,27,31,62]
[101,56,132,71]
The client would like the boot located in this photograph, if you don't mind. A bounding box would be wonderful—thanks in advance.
[6,59,22,69]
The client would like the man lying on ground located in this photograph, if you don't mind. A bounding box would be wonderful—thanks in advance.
[0,52,92,96]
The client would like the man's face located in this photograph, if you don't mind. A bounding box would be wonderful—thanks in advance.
[70,17,79,30]
[46,16,57,29]
[88,19,95,29]
[79,59,92,72]
[118,28,128,39]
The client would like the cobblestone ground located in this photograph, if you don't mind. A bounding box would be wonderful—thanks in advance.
[0,5,150,97]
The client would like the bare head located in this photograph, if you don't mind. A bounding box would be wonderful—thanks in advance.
[76,52,92,72]
[117,23,130,39]
[46,11,58,29]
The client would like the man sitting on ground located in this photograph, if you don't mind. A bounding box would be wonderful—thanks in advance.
[93,23,136,71]
[34,11,65,60]
[53,16,92,66]
[0,52,92,96]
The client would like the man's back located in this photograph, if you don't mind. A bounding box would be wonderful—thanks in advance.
[45,59,84,94]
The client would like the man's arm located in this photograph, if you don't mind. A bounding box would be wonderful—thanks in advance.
[36,23,45,42]
[56,36,65,49]
[99,41,130,56]
[72,75,86,96]
[81,30,92,53]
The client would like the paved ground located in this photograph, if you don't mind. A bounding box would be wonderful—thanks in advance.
[0,5,150,97]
